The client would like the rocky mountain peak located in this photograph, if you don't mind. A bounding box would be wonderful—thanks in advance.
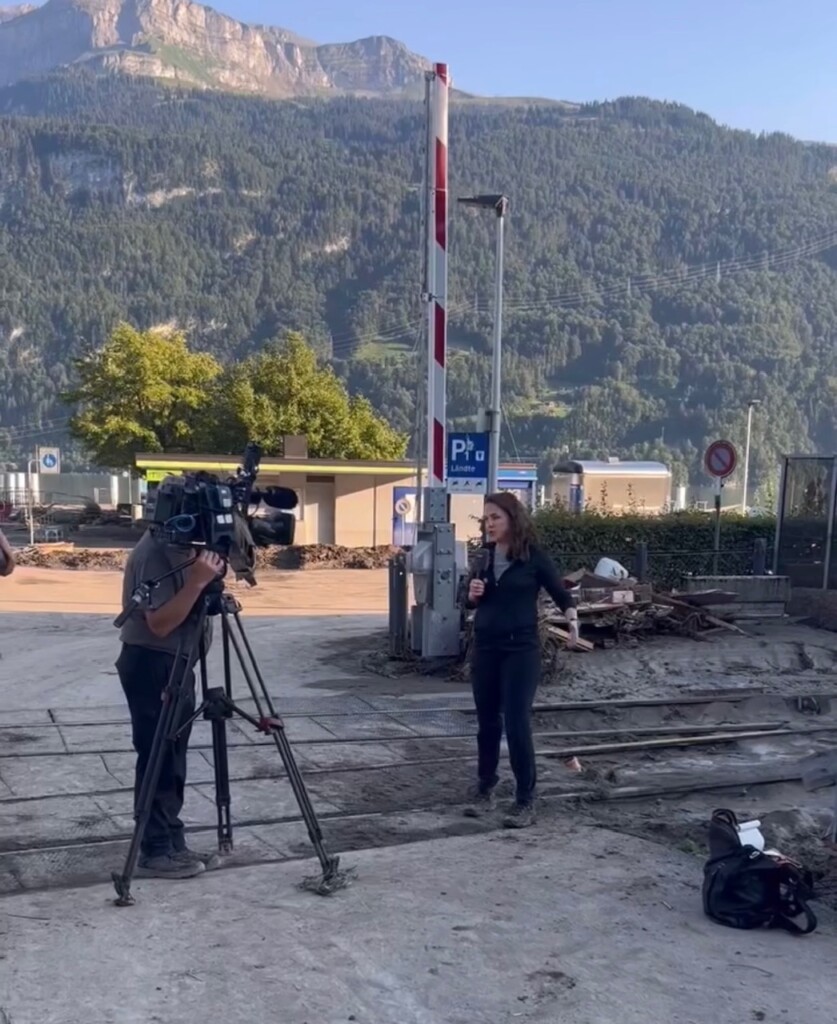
[0,4,36,22]
[0,0,431,96]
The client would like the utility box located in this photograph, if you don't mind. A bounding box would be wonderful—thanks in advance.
[407,520,461,658]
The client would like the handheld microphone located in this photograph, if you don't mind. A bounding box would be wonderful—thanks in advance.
[478,542,496,582]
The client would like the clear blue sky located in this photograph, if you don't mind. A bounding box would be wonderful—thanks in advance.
[214,0,837,141]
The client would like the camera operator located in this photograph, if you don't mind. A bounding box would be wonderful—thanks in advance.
[116,527,224,879]
[0,527,15,576]
[464,492,578,829]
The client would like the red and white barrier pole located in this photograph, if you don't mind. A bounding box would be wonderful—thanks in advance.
[426,62,449,489]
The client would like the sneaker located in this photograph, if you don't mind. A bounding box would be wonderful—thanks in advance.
[463,786,496,818]
[503,802,536,829]
[173,847,222,871]
[136,854,206,879]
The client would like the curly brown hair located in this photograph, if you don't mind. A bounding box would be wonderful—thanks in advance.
[483,491,538,562]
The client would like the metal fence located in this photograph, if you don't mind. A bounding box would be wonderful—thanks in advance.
[774,455,837,590]
[550,540,768,591]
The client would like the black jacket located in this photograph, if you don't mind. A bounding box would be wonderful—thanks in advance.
[468,545,574,647]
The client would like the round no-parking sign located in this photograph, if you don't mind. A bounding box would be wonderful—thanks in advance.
[704,440,737,480]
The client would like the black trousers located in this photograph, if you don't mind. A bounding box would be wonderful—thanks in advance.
[116,643,196,859]
[471,640,541,805]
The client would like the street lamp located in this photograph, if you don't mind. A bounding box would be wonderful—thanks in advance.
[742,399,761,513]
[457,193,509,494]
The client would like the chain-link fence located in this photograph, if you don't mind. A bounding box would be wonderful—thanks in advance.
[775,456,836,589]
[550,542,766,591]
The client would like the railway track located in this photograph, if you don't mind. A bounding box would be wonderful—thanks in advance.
[2,688,836,897]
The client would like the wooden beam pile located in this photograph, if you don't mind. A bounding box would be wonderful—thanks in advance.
[538,569,747,653]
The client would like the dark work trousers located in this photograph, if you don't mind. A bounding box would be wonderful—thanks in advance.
[471,639,541,805]
[116,643,197,859]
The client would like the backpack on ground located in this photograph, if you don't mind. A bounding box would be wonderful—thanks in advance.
[701,808,817,935]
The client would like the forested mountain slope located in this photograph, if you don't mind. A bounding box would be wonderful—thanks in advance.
[1,73,836,482]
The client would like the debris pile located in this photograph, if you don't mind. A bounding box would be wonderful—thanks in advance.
[256,544,399,570]
[13,540,398,573]
[14,546,129,571]
[540,566,747,653]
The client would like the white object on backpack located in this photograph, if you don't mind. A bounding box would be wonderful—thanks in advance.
[736,819,765,851]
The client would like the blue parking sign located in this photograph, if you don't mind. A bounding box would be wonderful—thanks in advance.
[446,432,489,493]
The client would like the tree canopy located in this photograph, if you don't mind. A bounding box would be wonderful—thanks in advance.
[63,323,222,468]
[199,332,407,459]
[1,74,837,488]
[63,324,407,468]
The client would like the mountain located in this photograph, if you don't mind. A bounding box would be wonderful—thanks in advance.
[0,4,36,21]
[1,75,836,487]
[0,0,430,96]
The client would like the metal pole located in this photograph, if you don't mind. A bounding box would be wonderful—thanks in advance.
[713,477,722,574]
[27,457,35,546]
[772,456,788,575]
[823,457,837,590]
[416,71,433,524]
[488,205,506,493]
[426,63,449,494]
[742,401,756,512]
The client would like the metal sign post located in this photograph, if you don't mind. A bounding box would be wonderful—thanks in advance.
[24,447,61,545]
[456,195,509,493]
[705,440,738,574]
[26,457,37,546]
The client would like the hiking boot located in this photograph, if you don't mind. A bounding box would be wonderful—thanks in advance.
[136,854,206,880]
[173,847,222,871]
[463,786,496,818]
[503,802,536,829]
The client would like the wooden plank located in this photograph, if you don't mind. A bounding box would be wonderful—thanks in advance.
[702,612,749,635]
[652,593,749,635]
[544,625,595,653]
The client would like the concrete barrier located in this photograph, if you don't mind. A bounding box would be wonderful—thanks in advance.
[680,575,790,619]
[787,588,837,631]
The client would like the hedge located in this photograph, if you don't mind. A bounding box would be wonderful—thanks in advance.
[532,508,776,585]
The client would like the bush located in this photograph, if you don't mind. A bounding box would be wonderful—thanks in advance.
[533,508,775,584]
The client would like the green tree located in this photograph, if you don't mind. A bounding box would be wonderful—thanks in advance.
[198,333,408,459]
[63,323,222,469]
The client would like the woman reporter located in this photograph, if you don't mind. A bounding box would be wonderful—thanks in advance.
[464,492,578,828]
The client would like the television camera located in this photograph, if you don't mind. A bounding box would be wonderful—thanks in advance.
[146,441,297,584]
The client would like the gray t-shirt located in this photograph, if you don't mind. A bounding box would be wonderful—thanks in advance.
[493,547,512,581]
[119,531,212,657]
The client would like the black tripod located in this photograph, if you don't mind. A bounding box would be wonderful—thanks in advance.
[111,573,345,906]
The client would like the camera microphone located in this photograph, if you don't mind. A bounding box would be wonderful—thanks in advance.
[256,486,299,511]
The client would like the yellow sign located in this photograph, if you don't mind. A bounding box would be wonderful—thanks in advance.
[144,469,178,483]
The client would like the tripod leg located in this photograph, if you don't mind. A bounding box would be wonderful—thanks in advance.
[210,715,234,853]
[111,652,195,906]
[224,610,343,888]
[222,611,233,700]
[197,632,235,853]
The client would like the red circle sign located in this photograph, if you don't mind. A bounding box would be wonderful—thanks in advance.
[704,439,738,479]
